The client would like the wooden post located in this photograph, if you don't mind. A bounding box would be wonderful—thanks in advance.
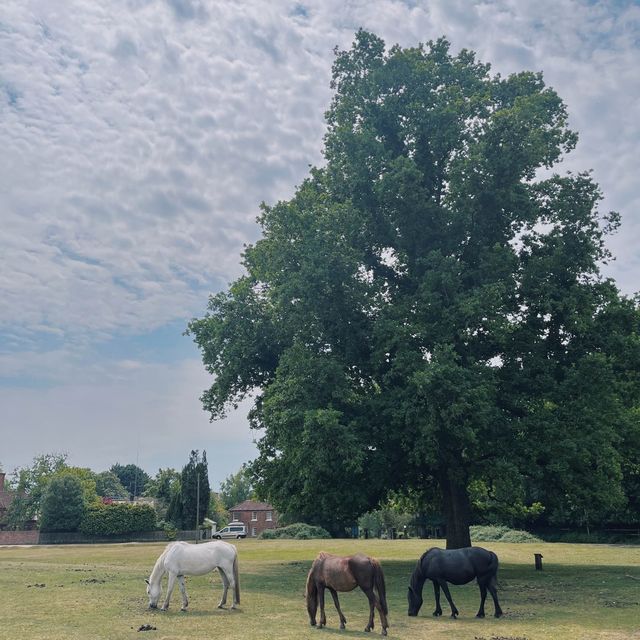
[534,553,543,570]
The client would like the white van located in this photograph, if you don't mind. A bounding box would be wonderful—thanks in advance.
[213,524,247,539]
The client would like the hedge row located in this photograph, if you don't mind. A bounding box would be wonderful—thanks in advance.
[470,524,542,543]
[79,503,157,536]
[260,523,331,539]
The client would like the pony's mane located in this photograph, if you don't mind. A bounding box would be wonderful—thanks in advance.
[419,547,441,562]
[410,547,440,582]
[148,542,176,583]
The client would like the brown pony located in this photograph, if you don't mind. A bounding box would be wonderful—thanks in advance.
[306,552,389,635]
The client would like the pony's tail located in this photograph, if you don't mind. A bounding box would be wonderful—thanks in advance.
[306,566,318,620]
[373,560,388,615]
[233,552,240,605]
[489,551,499,588]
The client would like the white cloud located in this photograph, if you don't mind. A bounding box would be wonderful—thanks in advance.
[0,0,638,478]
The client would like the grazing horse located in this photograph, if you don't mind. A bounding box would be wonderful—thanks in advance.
[145,540,240,611]
[407,546,502,619]
[306,552,389,635]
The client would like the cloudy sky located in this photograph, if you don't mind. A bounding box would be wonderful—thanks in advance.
[1,0,638,488]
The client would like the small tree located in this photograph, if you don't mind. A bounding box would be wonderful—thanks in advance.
[110,463,150,500]
[11,452,68,523]
[208,492,229,529]
[40,474,85,532]
[219,465,254,510]
[168,451,210,530]
[95,471,128,500]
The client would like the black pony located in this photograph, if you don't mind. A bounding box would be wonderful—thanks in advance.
[407,547,503,618]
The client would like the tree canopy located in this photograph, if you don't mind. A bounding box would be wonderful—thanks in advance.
[188,31,640,546]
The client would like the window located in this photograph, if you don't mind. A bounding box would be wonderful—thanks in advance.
[232,512,239,522]
[251,511,257,521]
[251,527,257,537]
[266,511,272,521]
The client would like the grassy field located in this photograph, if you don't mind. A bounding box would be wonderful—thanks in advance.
[1,538,639,640]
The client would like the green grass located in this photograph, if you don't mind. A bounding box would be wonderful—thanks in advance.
[1,539,639,640]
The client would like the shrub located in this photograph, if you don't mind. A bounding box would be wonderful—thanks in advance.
[40,475,86,532]
[260,523,331,539]
[79,503,156,536]
[470,525,541,543]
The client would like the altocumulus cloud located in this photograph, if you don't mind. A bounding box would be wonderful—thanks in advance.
[0,0,638,480]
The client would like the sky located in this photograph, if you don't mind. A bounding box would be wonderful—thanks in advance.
[1,0,639,489]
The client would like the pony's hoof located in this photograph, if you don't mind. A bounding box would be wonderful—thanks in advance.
[476,612,485,618]
[381,630,387,637]
[340,623,345,629]
[180,608,187,613]
[433,611,442,617]
[495,611,503,618]
[218,605,226,609]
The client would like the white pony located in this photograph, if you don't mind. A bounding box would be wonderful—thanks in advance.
[145,540,240,611]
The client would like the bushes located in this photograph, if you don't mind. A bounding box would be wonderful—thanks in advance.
[79,503,156,536]
[260,523,331,539]
[470,525,541,543]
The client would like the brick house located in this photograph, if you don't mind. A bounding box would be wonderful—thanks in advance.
[0,472,26,530]
[228,500,278,538]
[0,473,11,528]
[0,472,38,531]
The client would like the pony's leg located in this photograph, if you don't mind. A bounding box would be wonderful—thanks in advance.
[362,587,388,636]
[162,573,177,611]
[438,581,459,618]
[328,588,347,629]
[376,595,389,636]
[217,567,229,608]
[432,581,443,616]
[476,580,487,618]
[487,580,503,617]
[318,584,326,628]
[177,575,189,611]
[362,588,376,633]
[228,571,239,609]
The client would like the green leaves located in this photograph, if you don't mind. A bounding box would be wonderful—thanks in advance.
[190,31,640,539]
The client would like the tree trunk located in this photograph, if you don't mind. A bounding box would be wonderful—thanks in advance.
[440,469,472,549]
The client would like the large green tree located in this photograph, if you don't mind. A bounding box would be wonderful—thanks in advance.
[188,31,640,547]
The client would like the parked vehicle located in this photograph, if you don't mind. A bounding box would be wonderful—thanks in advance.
[214,524,247,539]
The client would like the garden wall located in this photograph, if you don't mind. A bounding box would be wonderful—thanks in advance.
[0,530,40,545]
[0,530,202,545]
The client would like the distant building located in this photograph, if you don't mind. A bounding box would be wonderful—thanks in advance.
[228,500,278,538]
[0,473,12,528]
[0,471,37,531]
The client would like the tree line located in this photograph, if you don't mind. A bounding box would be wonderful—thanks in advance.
[0,453,255,534]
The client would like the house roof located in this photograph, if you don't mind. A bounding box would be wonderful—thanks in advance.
[229,500,274,512]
